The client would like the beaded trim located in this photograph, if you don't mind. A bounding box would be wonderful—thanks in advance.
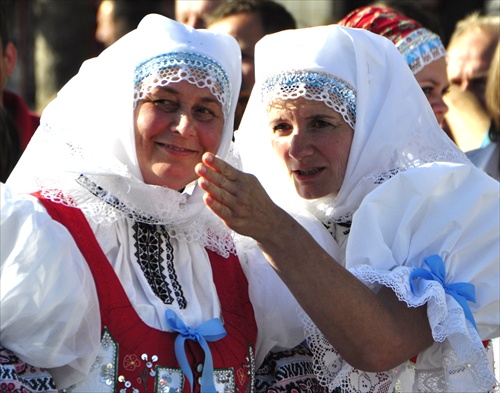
[396,28,447,74]
[133,52,231,117]
[261,71,357,129]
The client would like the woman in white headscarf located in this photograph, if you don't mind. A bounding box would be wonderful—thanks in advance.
[196,25,500,392]
[0,14,307,392]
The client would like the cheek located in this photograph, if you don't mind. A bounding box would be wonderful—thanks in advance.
[135,106,157,140]
[271,138,290,162]
[199,125,224,153]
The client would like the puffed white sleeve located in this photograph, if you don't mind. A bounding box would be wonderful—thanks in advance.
[237,207,339,368]
[305,163,499,393]
[0,183,101,389]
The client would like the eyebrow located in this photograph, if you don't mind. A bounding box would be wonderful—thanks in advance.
[159,86,221,106]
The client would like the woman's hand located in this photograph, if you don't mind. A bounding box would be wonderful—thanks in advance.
[195,152,285,243]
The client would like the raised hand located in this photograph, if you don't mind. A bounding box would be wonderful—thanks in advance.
[195,152,285,242]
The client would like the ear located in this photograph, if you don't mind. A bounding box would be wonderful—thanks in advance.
[4,42,18,77]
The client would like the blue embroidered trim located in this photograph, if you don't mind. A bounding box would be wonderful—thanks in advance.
[396,28,446,74]
[262,71,357,126]
[135,52,230,93]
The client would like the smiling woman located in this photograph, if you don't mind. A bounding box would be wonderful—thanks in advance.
[0,14,308,393]
[134,81,225,190]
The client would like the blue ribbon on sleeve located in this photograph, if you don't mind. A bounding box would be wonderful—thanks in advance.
[409,254,478,332]
[166,309,227,393]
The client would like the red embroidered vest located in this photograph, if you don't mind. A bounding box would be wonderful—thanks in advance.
[37,195,257,392]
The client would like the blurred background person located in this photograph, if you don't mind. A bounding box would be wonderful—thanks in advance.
[207,0,296,130]
[444,12,500,151]
[0,106,21,183]
[95,0,171,48]
[175,0,226,29]
[338,5,451,132]
[467,42,500,181]
[6,0,484,121]
[1,6,39,152]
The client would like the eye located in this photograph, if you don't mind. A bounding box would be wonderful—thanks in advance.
[311,118,331,129]
[150,98,178,112]
[271,122,292,135]
[193,106,217,121]
[421,86,433,97]
[442,86,451,96]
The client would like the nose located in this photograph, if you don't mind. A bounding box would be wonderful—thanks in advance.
[433,95,449,117]
[172,113,195,137]
[288,131,314,160]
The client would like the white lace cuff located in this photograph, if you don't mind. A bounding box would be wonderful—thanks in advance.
[302,264,498,392]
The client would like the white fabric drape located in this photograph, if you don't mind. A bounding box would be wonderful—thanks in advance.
[1,15,305,388]
[235,25,499,392]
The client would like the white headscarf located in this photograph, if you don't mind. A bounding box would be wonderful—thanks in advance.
[2,15,246,387]
[236,25,498,392]
[237,25,466,227]
[7,14,241,251]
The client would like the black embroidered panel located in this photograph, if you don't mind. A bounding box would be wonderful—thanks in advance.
[132,222,187,309]
[323,220,351,237]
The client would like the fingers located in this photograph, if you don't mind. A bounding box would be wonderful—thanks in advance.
[201,153,240,182]
[195,153,240,196]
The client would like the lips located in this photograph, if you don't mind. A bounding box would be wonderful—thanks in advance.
[295,168,322,176]
[158,142,197,154]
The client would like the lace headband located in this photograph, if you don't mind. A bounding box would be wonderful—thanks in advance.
[261,70,357,129]
[134,52,231,118]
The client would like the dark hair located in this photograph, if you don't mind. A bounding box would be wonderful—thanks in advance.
[0,106,21,182]
[0,5,12,50]
[207,0,296,35]
[107,0,164,34]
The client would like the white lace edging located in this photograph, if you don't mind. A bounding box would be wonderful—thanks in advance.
[39,177,236,258]
[302,265,498,392]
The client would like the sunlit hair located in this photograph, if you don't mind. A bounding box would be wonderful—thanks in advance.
[486,42,500,141]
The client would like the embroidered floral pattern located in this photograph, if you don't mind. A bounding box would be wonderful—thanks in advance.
[123,355,141,372]
[0,347,56,393]
[255,344,326,393]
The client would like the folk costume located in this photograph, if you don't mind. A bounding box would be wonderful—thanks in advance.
[1,15,303,392]
[337,5,447,76]
[235,25,500,393]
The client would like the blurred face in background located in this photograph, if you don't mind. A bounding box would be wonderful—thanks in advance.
[95,0,122,48]
[414,57,450,127]
[447,28,498,110]
[175,0,226,29]
[209,12,264,129]
[0,37,17,104]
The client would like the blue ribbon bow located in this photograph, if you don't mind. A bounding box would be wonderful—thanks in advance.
[410,255,477,332]
[166,309,227,393]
